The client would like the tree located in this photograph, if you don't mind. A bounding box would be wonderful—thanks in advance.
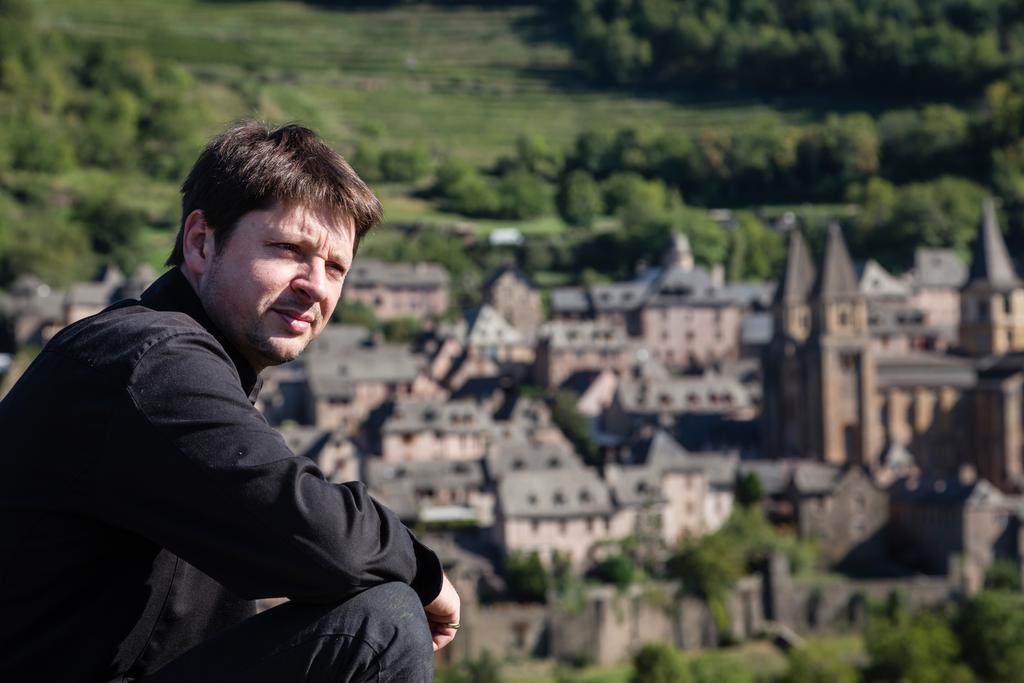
[513,133,563,180]
[866,609,975,683]
[382,316,421,343]
[955,591,1024,683]
[331,300,379,330]
[593,553,635,589]
[350,141,382,181]
[630,642,691,683]
[782,648,859,683]
[441,168,500,217]
[496,169,555,220]
[504,551,548,603]
[558,170,604,228]
[551,389,600,466]
[71,187,148,273]
[380,145,431,182]
[726,213,785,281]
[735,472,764,507]
[983,559,1022,591]
[435,651,502,683]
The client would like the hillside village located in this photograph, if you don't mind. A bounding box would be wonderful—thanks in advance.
[3,199,1023,667]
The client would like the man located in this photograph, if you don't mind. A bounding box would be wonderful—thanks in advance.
[0,121,459,681]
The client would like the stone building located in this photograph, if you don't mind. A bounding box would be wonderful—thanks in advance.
[547,233,768,372]
[365,458,493,526]
[342,258,449,321]
[276,424,360,484]
[303,342,444,432]
[764,200,1024,494]
[482,266,544,337]
[889,477,1024,592]
[380,399,494,462]
[495,466,626,568]
[789,465,889,571]
[532,320,638,387]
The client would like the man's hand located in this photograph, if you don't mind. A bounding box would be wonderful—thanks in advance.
[424,573,460,652]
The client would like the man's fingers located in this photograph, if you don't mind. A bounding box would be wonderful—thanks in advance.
[430,621,458,651]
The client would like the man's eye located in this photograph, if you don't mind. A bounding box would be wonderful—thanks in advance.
[327,262,346,277]
[274,243,300,254]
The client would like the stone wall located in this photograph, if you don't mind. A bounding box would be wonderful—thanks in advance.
[766,552,959,634]
[550,578,763,666]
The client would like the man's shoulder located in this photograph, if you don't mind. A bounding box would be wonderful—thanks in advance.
[47,300,218,372]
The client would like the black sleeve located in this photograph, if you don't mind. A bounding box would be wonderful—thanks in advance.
[91,331,443,605]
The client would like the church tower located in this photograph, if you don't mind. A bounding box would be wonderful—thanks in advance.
[805,223,878,467]
[763,229,816,458]
[960,198,1024,356]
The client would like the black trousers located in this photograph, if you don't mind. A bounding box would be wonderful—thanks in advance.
[138,583,435,682]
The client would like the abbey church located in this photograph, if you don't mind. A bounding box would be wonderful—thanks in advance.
[763,199,1024,492]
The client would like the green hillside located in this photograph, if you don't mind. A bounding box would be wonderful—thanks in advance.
[32,0,825,163]
[4,0,1024,294]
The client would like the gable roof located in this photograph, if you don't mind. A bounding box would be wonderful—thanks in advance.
[858,259,910,299]
[914,248,967,289]
[483,265,535,292]
[465,305,524,347]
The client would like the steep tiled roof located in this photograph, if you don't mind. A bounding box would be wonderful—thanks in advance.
[498,467,613,518]
[610,467,668,507]
[810,223,859,300]
[382,399,493,435]
[538,320,629,350]
[305,345,423,398]
[790,461,842,496]
[875,351,976,389]
[550,287,590,314]
[890,477,1005,508]
[590,282,649,312]
[485,440,583,479]
[617,375,752,415]
[774,229,816,305]
[965,198,1020,292]
[346,259,449,289]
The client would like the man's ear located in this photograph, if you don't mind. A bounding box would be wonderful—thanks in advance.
[181,209,216,280]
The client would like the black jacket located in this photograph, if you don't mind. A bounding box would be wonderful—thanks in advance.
[0,269,442,682]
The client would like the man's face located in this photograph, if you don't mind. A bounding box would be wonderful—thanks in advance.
[197,202,355,373]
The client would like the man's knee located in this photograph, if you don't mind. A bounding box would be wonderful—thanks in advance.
[321,582,432,657]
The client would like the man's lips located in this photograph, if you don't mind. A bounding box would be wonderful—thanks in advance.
[274,309,316,333]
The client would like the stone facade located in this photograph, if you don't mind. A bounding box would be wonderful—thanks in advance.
[342,258,449,321]
[482,267,544,337]
[763,207,1024,493]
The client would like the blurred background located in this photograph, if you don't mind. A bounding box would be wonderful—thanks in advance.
[5,1,1024,682]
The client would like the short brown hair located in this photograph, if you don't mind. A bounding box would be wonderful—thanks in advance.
[167,121,383,266]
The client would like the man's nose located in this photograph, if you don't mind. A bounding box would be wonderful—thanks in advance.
[293,259,329,302]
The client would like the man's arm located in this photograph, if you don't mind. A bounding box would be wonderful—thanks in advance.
[90,331,443,606]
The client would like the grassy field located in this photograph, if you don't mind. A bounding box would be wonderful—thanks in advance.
[34,0,834,165]
[499,635,864,683]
